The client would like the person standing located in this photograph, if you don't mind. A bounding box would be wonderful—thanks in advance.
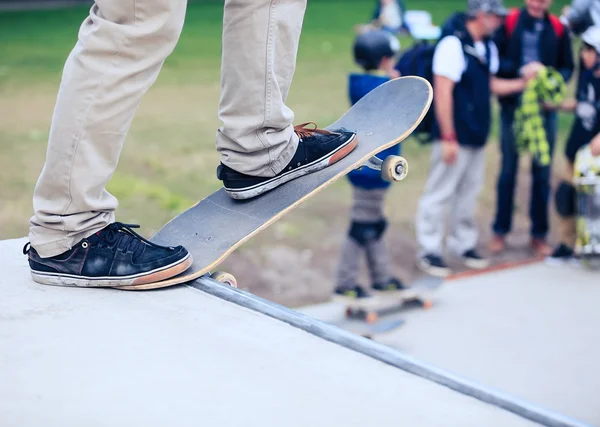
[334,30,408,299]
[416,0,529,277]
[489,0,574,256]
[547,26,600,262]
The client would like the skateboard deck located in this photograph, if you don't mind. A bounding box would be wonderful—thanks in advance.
[342,276,443,324]
[116,76,433,290]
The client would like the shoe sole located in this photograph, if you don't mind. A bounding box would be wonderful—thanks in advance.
[224,134,358,200]
[417,259,450,278]
[463,258,491,270]
[30,253,193,288]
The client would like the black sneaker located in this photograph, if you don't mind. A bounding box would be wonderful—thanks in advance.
[333,284,372,299]
[23,222,192,288]
[546,243,575,266]
[217,122,357,199]
[462,249,490,270]
[417,254,450,277]
[372,277,408,292]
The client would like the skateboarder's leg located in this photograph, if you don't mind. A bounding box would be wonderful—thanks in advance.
[446,147,489,269]
[25,0,192,287]
[216,0,357,199]
[217,0,304,177]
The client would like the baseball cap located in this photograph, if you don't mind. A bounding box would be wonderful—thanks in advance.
[467,0,508,17]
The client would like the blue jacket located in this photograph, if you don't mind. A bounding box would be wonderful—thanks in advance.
[347,72,401,190]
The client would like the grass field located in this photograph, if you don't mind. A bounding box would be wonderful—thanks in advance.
[0,0,574,305]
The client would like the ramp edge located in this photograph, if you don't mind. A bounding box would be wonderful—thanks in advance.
[191,276,592,427]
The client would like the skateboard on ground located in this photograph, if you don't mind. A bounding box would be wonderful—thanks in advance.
[342,276,443,324]
[115,76,433,290]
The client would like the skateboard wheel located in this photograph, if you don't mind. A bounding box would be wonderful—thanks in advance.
[422,299,433,309]
[381,156,408,182]
[345,307,354,318]
[210,271,238,288]
[366,312,378,324]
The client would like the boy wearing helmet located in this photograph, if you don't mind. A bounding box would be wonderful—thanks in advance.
[334,29,408,299]
[548,26,600,263]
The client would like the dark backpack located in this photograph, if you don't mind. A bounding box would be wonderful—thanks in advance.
[394,40,436,143]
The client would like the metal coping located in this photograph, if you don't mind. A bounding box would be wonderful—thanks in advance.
[190,276,592,427]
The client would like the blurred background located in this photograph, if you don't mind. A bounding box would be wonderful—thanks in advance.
[0,0,574,306]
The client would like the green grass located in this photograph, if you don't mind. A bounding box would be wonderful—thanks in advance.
[0,0,573,240]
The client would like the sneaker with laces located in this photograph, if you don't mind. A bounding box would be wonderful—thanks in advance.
[23,222,192,288]
[217,122,357,200]
[417,254,451,277]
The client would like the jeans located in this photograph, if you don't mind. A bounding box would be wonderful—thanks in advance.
[492,105,557,239]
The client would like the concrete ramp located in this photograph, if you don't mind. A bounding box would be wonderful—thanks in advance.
[302,262,600,426]
[0,238,583,426]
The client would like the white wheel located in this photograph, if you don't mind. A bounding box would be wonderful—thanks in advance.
[210,271,238,288]
[381,155,408,182]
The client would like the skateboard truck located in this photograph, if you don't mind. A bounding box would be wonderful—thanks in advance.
[359,155,408,182]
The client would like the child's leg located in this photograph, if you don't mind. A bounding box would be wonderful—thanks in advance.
[335,187,386,294]
[335,236,363,291]
[356,188,392,286]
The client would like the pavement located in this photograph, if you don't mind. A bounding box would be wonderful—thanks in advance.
[0,236,576,426]
[300,261,600,426]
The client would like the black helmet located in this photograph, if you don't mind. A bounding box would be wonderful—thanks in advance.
[353,30,400,71]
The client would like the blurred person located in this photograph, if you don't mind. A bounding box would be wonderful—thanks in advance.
[334,29,408,299]
[560,0,600,34]
[371,0,406,34]
[23,0,358,288]
[415,0,531,277]
[489,0,574,257]
[547,26,600,263]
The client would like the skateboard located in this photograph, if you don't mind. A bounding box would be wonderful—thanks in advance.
[574,145,600,269]
[115,76,433,290]
[342,276,443,324]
